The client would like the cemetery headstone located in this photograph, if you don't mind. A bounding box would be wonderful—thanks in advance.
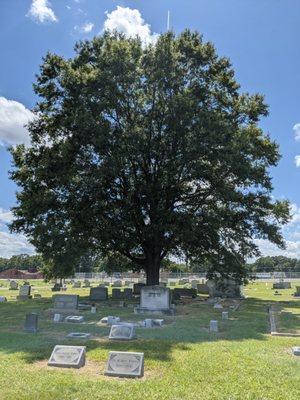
[72,281,81,288]
[209,320,218,332]
[83,279,90,288]
[48,345,86,368]
[273,282,291,289]
[133,283,146,296]
[292,347,300,356]
[197,283,210,295]
[51,283,61,292]
[65,315,84,323]
[89,287,108,301]
[17,285,32,300]
[137,285,172,314]
[109,324,135,340]
[123,288,133,299]
[53,294,79,311]
[24,312,38,333]
[222,311,229,320]
[0,296,7,302]
[9,280,18,290]
[66,332,91,339]
[107,316,121,325]
[173,288,197,299]
[112,288,122,299]
[105,351,144,378]
[207,279,242,298]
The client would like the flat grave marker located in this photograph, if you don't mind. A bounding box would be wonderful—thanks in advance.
[109,324,135,340]
[48,345,86,368]
[105,351,144,378]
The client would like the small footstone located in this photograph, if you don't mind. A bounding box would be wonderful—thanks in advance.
[53,313,63,323]
[109,324,135,340]
[66,332,91,339]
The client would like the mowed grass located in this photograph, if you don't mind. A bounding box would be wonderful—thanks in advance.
[0,280,299,400]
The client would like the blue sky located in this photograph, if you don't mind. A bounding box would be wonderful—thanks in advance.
[0,0,299,258]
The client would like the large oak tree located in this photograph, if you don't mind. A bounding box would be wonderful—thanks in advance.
[10,31,290,285]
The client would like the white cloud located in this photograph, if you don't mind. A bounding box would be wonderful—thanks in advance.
[295,155,300,168]
[0,97,33,146]
[103,6,158,46]
[0,208,14,225]
[27,0,58,24]
[293,123,300,142]
[254,238,300,259]
[74,22,94,33]
[0,231,35,258]
[289,203,300,225]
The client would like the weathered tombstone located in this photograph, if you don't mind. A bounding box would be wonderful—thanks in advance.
[123,288,133,299]
[53,294,79,311]
[173,288,197,300]
[112,280,122,287]
[222,311,229,320]
[105,351,144,378]
[207,279,242,298]
[48,345,86,368]
[144,319,153,328]
[169,281,176,286]
[137,285,172,314]
[112,288,122,299]
[179,279,189,285]
[91,305,97,313]
[109,324,135,340]
[209,320,218,332]
[65,315,84,323]
[214,303,223,309]
[83,279,90,288]
[133,283,146,296]
[9,280,18,290]
[17,285,32,300]
[0,296,7,302]
[104,281,110,286]
[197,283,210,295]
[152,319,164,327]
[51,283,61,292]
[124,280,131,286]
[66,332,91,339]
[89,287,108,301]
[24,312,38,333]
[292,347,300,356]
[72,281,81,288]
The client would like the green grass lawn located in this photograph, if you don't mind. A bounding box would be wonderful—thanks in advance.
[0,280,299,400]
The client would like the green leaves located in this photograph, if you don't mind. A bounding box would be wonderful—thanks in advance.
[10,30,290,283]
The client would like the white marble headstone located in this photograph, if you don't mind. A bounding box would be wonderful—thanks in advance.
[48,345,86,368]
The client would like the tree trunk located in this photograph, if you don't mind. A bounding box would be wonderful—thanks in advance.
[145,256,160,286]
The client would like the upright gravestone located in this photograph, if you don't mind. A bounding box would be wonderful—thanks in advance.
[112,288,122,299]
[17,285,32,300]
[123,288,133,299]
[109,324,135,340]
[197,283,210,294]
[133,283,146,296]
[207,279,242,298]
[273,281,291,289]
[48,345,86,368]
[53,294,79,312]
[89,287,108,301]
[137,286,172,314]
[105,351,144,378]
[24,312,38,333]
[9,280,18,290]
[51,283,61,292]
[83,279,90,288]
[72,281,81,288]
[112,280,122,287]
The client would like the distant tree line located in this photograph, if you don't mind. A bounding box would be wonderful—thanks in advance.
[246,256,300,273]
[0,254,44,272]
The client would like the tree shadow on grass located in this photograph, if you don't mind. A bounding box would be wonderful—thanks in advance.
[0,296,298,364]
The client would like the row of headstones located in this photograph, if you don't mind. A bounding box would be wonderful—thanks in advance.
[23,312,145,377]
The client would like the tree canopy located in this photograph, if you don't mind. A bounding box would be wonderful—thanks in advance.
[10,30,290,284]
